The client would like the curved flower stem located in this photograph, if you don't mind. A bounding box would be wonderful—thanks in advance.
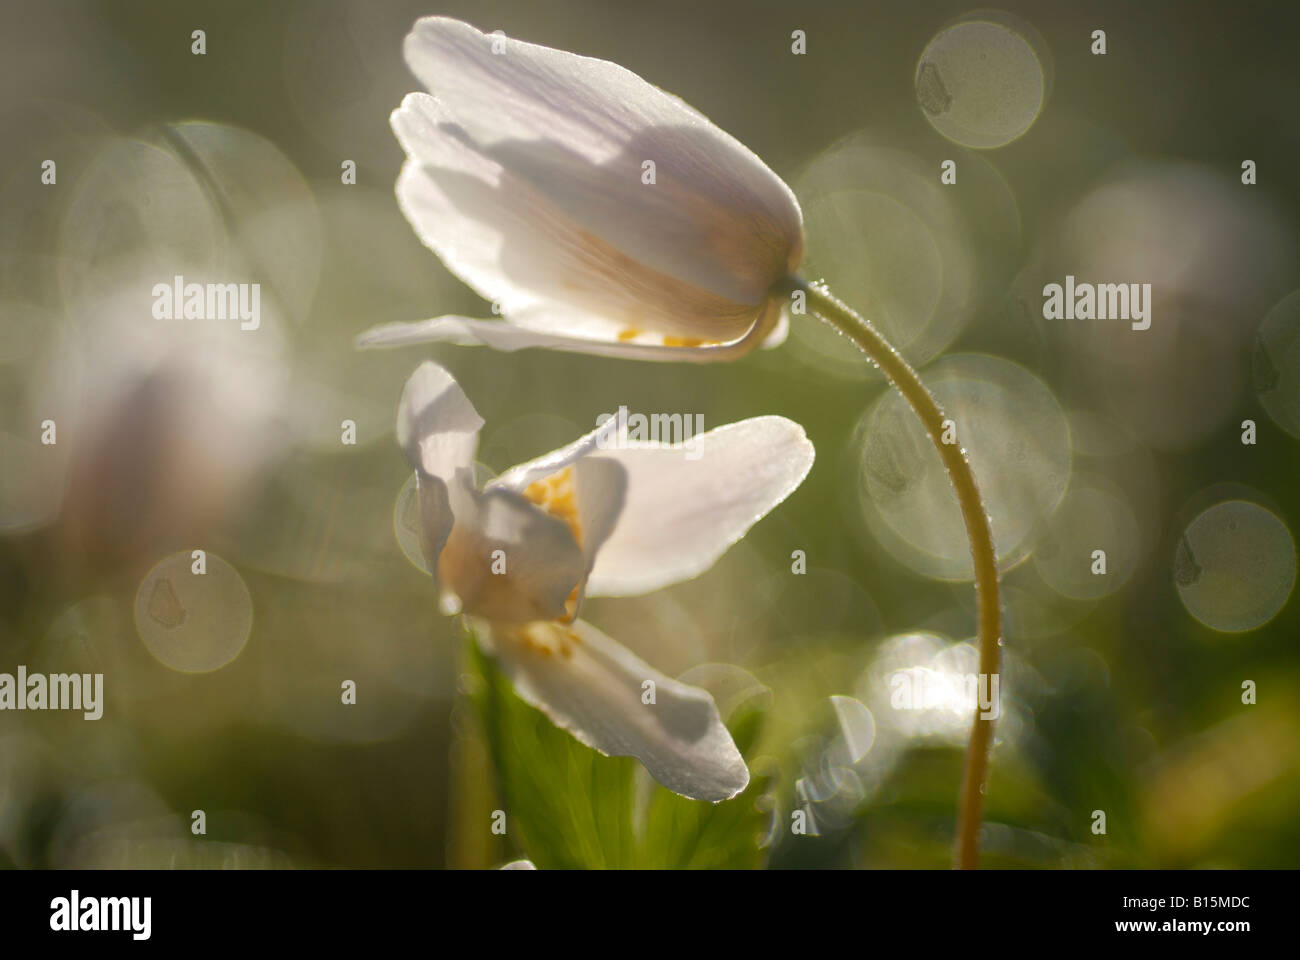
[781,276,1002,869]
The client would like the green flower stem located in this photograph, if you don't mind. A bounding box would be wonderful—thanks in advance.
[784,276,1002,869]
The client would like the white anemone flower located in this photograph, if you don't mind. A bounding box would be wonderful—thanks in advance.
[357,16,804,362]
[359,15,1005,867]
[398,361,814,801]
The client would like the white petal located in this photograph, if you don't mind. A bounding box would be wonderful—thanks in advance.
[490,450,627,620]
[411,469,454,578]
[440,474,586,623]
[761,306,790,349]
[492,423,607,492]
[401,17,803,306]
[387,106,572,325]
[479,618,749,801]
[396,362,485,571]
[566,457,626,586]
[584,416,815,596]
[389,99,769,345]
[498,859,536,870]
[396,360,484,481]
[356,298,784,364]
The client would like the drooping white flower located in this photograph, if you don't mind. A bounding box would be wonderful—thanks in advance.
[398,361,814,800]
[358,17,804,362]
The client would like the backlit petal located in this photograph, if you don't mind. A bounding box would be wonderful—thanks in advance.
[389,98,768,344]
[401,17,803,307]
[356,298,784,364]
[396,360,484,482]
[493,451,627,620]
[479,618,749,801]
[396,361,485,571]
[584,416,815,596]
[439,473,587,623]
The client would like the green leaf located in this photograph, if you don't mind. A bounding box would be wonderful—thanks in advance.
[465,627,776,869]
[638,692,775,869]
[464,628,638,869]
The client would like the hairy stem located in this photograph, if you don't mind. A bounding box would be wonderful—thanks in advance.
[785,277,1001,869]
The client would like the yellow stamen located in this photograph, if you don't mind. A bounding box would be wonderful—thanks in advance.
[522,467,584,622]
[521,466,582,546]
[512,621,584,658]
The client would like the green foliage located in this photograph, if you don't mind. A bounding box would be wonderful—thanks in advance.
[464,629,773,869]
[638,701,773,869]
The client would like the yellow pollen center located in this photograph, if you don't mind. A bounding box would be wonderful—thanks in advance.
[522,466,584,622]
[522,467,582,546]
[617,330,727,348]
[512,620,583,658]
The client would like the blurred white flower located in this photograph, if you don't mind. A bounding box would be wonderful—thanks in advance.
[398,361,814,800]
[357,17,804,362]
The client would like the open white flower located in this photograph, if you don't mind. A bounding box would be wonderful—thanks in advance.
[398,361,814,800]
[357,16,804,362]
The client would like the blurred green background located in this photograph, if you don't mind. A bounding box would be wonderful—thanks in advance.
[2,0,1300,868]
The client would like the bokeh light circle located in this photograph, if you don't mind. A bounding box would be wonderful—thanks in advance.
[915,16,1048,149]
[1033,482,1140,600]
[829,695,876,764]
[794,138,976,379]
[134,551,253,672]
[164,121,323,326]
[1175,500,1296,633]
[393,472,432,575]
[854,353,1071,579]
[804,190,942,358]
[58,137,225,312]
